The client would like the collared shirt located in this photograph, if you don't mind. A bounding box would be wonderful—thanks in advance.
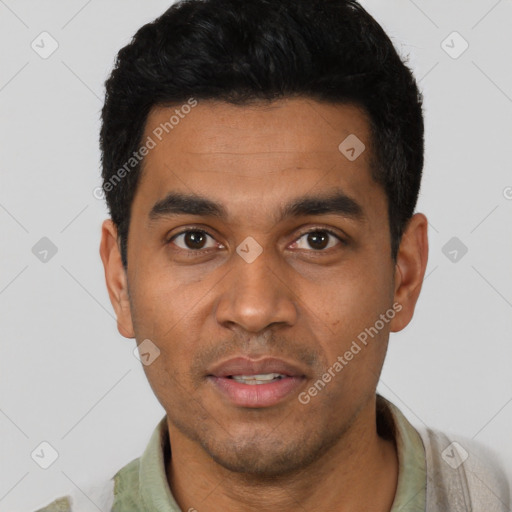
[36,394,427,511]
[379,396,426,511]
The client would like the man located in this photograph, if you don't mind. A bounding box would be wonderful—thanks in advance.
[36,0,510,510]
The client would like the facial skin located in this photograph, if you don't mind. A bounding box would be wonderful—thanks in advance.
[100,98,428,511]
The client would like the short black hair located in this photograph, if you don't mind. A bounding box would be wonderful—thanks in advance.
[100,0,424,268]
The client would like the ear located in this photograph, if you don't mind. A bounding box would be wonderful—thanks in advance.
[99,219,135,339]
[390,213,429,332]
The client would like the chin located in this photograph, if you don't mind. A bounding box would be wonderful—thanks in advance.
[198,430,340,479]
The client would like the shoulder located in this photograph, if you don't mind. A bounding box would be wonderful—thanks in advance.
[32,457,143,512]
[416,425,511,511]
[32,477,115,512]
[34,497,72,512]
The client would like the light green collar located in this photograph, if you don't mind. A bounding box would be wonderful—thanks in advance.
[381,395,427,511]
[112,395,426,511]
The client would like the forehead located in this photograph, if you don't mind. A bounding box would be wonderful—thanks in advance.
[143,97,371,160]
[132,98,382,223]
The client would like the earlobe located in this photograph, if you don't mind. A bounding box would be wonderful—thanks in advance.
[390,213,429,333]
[99,219,135,339]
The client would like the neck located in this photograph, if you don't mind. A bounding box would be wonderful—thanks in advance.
[166,395,398,512]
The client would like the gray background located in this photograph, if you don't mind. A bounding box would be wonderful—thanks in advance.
[1,0,511,510]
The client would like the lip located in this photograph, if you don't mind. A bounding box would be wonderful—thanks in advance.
[207,357,307,408]
[208,356,306,378]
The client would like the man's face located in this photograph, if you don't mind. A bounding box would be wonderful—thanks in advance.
[119,98,400,475]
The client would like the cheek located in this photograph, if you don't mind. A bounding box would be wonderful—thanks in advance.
[312,265,394,392]
[129,266,197,332]
[321,264,393,334]
[129,271,208,370]
[132,285,199,402]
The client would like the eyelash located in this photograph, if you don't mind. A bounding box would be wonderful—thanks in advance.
[167,226,347,256]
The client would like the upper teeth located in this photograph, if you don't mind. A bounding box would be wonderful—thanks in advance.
[232,373,284,384]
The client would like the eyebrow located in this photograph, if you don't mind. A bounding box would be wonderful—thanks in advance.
[148,189,365,225]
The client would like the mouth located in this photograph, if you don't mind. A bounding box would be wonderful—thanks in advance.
[207,357,307,408]
[229,373,287,385]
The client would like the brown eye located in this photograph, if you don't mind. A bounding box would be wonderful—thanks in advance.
[291,229,344,252]
[170,230,216,251]
[306,231,329,250]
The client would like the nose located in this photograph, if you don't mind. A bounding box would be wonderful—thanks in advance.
[214,245,298,334]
